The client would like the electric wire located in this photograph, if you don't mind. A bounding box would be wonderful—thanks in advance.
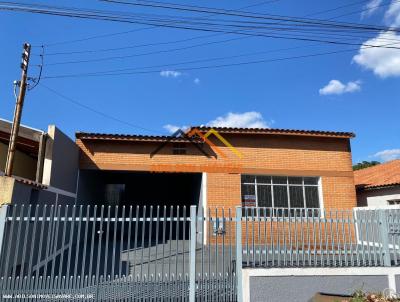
[40,83,162,134]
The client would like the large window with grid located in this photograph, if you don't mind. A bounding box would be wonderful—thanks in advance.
[241,175,321,211]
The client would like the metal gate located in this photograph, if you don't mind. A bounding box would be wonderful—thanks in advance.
[0,204,238,301]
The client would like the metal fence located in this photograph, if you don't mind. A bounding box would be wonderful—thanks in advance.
[0,204,399,301]
[240,207,399,268]
[0,204,237,301]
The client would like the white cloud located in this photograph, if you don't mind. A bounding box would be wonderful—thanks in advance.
[354,1,400,78]
[373,149,400,161]
[385,0,400,27]
[207,111,271,128]
[160,70,182,78]
[163,124,188,133]
[194,78,200,85]
[361,0,383,18]
[319,80,361,95]
[353,31,400,78]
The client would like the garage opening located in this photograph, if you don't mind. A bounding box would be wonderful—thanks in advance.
[77,170,202,208]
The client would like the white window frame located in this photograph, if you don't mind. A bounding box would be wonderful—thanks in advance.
[241,175,323,215]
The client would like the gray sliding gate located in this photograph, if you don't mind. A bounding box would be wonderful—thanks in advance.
[0,205,238,301]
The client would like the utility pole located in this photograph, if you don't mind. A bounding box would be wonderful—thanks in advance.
[4,43,31,177]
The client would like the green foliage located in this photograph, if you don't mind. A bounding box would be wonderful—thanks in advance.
[353,161,381,171]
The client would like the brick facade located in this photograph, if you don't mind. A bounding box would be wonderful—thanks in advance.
[76,131,357,210]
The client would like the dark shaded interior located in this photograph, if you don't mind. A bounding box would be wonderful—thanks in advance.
[78,170,202,207]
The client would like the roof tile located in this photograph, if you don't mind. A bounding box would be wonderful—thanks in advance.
[354,160,400,189]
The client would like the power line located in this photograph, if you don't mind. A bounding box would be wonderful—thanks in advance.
[1,1,398,35]
[34,0,368,56]
[40,83,162,134]
[32,0,283,48]
[40,37,400,80]
[99,0,399,32]
[40,47,358,79]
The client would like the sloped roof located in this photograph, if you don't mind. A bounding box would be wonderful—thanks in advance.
[77,127,355,142]
[76,132,203,143]
[354,160,400,189]
[192,126,355,138]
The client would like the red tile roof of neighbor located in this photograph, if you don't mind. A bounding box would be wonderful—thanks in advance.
[76,127,355,141]
[354,160,400,190]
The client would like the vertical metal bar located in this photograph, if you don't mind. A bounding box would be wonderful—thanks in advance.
[222,208,226,297]
[66,206,76,281]
[215,208,219,275]
[189,206,197,302]
[161,206,166,281]
[154,206,160,280]
[111,206,118,280]
[293,209,298,267]
[146,205,153,300]
[11,204,24,283]
[318,209,323,267]
[119,206,125,279]
[104,206,111,279]
[175,206,180,277]
[378,210,391,266]
[49,205,61,282]
[182,206,186,277]
[133,206,139,280]
[245,208,249,267]
[334,210,341,266]
[0,205,9,277]
[235,207,243,302]
[257,208,261,268]
[58,205,69,284]
[140,206,146,280]
[251,207,255,267]
[19,204,32,279]
[80,205,91,285]
[270,208,274,267]
[126,206,132,278]
[147,206,153,284]
[94,205,103,287]
[200,207,205,302]
[26,205,39,288]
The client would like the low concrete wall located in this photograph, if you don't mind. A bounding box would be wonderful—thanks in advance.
[243,267,400,302]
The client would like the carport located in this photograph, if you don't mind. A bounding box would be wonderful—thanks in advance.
[77,170,202,208]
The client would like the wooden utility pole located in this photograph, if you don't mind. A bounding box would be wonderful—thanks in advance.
[4,43,31,177]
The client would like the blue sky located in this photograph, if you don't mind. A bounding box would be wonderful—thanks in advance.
[0,0,399,164]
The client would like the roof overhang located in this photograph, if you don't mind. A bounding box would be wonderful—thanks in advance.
[191,126,355,139]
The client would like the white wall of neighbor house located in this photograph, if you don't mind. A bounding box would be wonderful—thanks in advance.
[366,191,400,207]
[357,187,400,207]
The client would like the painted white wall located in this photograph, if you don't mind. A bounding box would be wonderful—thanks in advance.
[367,191,400,207]
[357,186,400,207]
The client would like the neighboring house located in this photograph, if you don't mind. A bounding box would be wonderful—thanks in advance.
[0,118,79,205]
[354,159,400,207]
[76,126,357,211]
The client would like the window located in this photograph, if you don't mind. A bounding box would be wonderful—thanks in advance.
[388,199,400,205]
[172,143,187,155]
[241,175,321,213]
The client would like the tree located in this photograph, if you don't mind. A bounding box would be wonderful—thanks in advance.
[353,161,381,171]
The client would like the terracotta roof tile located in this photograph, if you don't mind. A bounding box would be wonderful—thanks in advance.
[354,160,400,189]
[192,126,355,138]
[76,132,203,143]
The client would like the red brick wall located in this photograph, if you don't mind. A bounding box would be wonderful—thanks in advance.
[76,133,356,210]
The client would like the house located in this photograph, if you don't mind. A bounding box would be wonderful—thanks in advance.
[354,159,400,207]
[75,126,357,211]
[0,118,79,205]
